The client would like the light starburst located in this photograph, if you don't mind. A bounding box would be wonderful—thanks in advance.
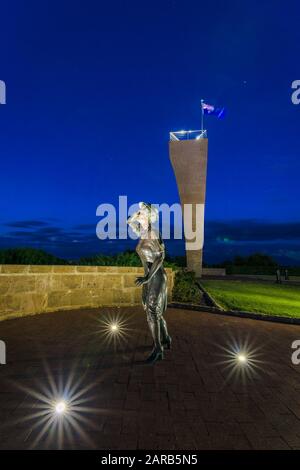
[93,310,132,350]
[5,361,103,449]
[214,332,265,385]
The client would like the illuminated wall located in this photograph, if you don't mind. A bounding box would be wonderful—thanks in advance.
[0,265,175,321]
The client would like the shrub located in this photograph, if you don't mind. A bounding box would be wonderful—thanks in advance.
[79,250,180,269]
[172,269,203,304]
[79,250,141,266]
[0,248,66,265]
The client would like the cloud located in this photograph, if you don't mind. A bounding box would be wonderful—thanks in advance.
[7,231,37,238]
[73,223,96,230]
[4,220,49,228]
[202,220,300,264]
[1,218,300,264]
[205,220,300,242]
[36,227,63,235]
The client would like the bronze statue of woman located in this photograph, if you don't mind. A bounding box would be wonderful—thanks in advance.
[127,202,171,364]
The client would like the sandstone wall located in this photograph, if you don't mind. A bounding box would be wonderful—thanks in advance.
[0,265,175,322]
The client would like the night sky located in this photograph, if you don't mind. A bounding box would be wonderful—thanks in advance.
[1,0,300,264]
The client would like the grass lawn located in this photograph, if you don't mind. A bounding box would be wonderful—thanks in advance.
[201,280,300,318]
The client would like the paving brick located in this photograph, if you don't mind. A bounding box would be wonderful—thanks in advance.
[0,306,300,450]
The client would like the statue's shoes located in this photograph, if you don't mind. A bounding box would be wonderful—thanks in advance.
[151,336,172,350]
[162,335,172,350]
[145,348,164,364]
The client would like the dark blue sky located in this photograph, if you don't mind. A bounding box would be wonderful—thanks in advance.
[1,0,300,264]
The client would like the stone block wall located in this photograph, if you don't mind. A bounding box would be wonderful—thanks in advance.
[0,265,175,322]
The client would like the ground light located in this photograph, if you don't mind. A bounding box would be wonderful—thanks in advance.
[237,353,247,364]
[10,362,102,449]
[110,323,119,332]
[214,334,265,384]
[93,311,132,349]
[54,400,67,415]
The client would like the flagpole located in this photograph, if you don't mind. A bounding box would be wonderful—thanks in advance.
[201,99,204,132]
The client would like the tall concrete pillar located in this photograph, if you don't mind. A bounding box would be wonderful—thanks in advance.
[169,136,208,277]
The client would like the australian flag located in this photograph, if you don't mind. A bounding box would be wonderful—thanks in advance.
[201,101,226,119]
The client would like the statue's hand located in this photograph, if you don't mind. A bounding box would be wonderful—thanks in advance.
[135,276,149,287]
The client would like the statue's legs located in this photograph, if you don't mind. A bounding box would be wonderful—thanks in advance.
[142,268,170,363]
[160,317,172,349]
[145,302,163,363]
[147,316,163,352]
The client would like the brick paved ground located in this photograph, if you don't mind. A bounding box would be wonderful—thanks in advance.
[1,307,300,450]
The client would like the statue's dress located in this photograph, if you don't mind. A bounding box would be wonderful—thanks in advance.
[136,235,168,324]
